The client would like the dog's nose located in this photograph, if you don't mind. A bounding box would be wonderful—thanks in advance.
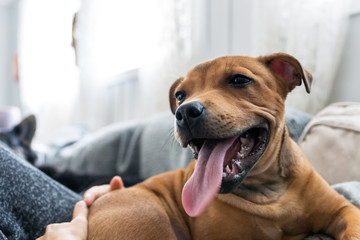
[175,101,205,128]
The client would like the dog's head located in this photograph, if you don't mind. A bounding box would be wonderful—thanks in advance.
[169,53,312,216]
[0,115,37,164]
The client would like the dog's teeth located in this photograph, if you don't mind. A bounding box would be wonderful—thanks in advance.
[240,137,248,145]
[237,152,245,159]
[235,161,242,169]
[222,172,227,178]
[242,145,250,151]
[225,165,231,174]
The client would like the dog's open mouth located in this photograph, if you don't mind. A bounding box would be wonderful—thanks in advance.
[182,122,270,217]
[189,123,269,181]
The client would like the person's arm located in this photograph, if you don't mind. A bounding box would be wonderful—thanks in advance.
[37,176,124,240]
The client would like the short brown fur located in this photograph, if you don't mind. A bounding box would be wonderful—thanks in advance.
[88,53,360,240]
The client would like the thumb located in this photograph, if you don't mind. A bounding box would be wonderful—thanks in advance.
[72,200,88,220]
[110,176,124,190]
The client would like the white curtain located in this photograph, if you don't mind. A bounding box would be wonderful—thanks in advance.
[19,0,350,141]
[251,0,351,114]
[19,0,80,141]
[75,0,193,129]
[19,0,192,140]
[138,0,193,117]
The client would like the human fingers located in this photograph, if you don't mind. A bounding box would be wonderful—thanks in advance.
[110,176,124,190]
[72,200,88,220]
[83,176,124,207]
[83,184,110,207]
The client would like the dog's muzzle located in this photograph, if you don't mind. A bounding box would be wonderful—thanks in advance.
[175,101,205,130]
[176,101,271,217]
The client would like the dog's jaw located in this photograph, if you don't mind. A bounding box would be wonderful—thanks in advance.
[219,122,270,193]
[184,121,270,193]
[180,120,270,217]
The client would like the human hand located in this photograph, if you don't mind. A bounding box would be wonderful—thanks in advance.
[83,176,124,206]
[37,176,124,240]
[36,200,88,240]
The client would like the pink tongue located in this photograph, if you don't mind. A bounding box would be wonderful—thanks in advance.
[182,137,238,217]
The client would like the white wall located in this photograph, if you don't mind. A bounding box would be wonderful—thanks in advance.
[0,0,20,108]
[0,0,359,116]
[328,0,360,104]
[190,0,253,64]
[0,5,9,105]
[193,0,360,107]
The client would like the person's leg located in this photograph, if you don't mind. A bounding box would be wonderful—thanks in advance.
[0,142,81,240]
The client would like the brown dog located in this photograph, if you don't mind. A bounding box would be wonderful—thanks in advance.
[88,53,360,239]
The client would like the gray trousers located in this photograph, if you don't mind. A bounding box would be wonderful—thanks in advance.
[0,142,81,240]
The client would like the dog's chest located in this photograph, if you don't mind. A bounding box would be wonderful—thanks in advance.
[185,201,286,240]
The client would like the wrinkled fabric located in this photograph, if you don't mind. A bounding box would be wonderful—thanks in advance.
[0,142,81,240]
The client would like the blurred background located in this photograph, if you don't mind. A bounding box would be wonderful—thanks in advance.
[0,0,359,142]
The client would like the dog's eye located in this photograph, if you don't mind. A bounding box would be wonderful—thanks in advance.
[175,91,186,104]
[226,74,253,88]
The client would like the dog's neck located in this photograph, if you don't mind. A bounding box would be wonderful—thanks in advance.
[230,123,297,204]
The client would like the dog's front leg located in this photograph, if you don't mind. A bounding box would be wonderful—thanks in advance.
[329,205,360,240]
[88,188,179,240]
[308,196,360,240]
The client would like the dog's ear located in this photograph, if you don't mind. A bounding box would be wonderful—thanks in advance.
[169,77,184,114]
[262,53,312,94]
[13,114,36,146]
